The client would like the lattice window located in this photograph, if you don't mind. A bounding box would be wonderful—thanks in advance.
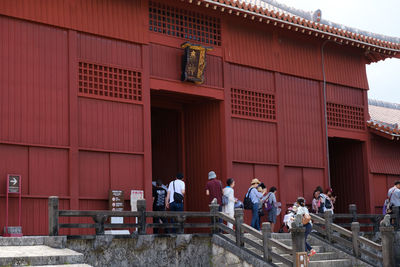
[327,102,364,130]
[231,88,276,121]
[78,62,142,103]
[149,1,221,46]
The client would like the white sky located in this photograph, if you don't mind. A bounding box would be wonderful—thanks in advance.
[279,0,400,103]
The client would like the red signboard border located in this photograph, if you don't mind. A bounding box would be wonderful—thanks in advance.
[4,174,23,237]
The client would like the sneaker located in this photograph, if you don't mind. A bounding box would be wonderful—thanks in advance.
[308,249,316,257]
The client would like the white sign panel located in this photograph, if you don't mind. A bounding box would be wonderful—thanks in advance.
[130,190,144,211]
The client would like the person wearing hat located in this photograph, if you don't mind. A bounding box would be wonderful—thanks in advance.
[247,178,266,230]
[205,171,223,210]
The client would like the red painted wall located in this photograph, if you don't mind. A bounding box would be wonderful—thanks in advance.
[0,0,381,235]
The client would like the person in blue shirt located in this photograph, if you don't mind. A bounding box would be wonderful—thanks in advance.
[247,178,266,230]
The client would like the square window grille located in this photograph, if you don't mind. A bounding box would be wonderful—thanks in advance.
[78,62,142,103]
[231,88,276,121]
[327,102,364,130]
[149,1,221,46]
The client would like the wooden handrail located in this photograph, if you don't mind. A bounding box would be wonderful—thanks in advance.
[49,197,395,266]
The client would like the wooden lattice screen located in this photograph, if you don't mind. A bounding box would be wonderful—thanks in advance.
[327,102,364,130]
[78,62,142,103]
[231,88,276,121]
[149,1,221,46]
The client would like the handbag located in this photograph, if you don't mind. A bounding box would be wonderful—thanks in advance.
[173,181,184,203]
[302,213,311,225]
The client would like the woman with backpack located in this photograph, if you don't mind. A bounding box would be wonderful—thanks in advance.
[245,178,266,230]
[264,186,278,232]
[222,178,236,229]
[296,197,316,258]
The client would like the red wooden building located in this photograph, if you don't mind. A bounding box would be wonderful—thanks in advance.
[0,0,399,235]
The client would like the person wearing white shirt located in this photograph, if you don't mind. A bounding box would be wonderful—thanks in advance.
[388,180,400,208]
[222,178,236,229]
[296,197,316,258]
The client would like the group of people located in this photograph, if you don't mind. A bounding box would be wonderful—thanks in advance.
[311,186,336,214]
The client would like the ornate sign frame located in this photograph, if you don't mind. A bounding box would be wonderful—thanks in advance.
[181,42,213,84]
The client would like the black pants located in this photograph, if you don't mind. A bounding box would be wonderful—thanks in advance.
[153,206,167,234]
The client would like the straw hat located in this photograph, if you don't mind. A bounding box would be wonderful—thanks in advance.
[251,178,261,185]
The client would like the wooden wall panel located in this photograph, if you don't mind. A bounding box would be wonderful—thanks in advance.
[110,153,144,196]
[79,151,110,199]
[370,135,400,175]
[0,16,69,146]
[278,34,320,80]
[224,19,276,71]
[0,0,147,44]
[280,74,324,167]
[77,32,142,69]
[29,147,69,196]
[0,144,29,194]
[326,84,364,106]
[281,167,303,208]
[229,64,274,92]
[232,118,278,164]
[78,98,143,152]
[324,45,368,90]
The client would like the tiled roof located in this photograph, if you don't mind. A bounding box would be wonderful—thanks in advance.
[368,99,400,140]
[186,0,400,62]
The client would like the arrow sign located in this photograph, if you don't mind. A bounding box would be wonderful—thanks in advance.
[10,177,17,186]
[8,175,20,193]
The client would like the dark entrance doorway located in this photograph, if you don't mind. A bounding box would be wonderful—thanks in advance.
[328,137,368,213]
[150,91,223,212]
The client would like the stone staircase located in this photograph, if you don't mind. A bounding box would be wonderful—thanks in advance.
[0,236,91,266]
[243,233,373,267]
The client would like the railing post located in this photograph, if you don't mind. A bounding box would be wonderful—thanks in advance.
[137,199,147,235]
[93,214,107,235]
[291,214,305,266]
[234,208,244,247]
[349,204,357,222]
[48,196,59,236]
[380,214,395,267]
[209,201,220,234]
[324,210,333,243]
[351,222,360,258]
[262,222,272,263]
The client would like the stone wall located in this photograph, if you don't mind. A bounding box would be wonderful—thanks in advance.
[67,235,212,267]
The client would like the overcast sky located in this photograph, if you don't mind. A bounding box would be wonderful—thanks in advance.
[279,0,400,104]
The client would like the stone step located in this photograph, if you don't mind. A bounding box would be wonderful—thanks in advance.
[308,259,352,267]
[0,245,85,266]
[271,252,344,262]
[34,265,92,267]
[0,236,66,248]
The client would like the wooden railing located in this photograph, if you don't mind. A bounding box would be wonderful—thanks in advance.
[48,197,396,266]
[310,211,395,267]
[327,204,400,232]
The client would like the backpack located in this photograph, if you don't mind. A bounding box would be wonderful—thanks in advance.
[325,198,332,209]
[243,188,254,210]
[264,193,273,212]
[383,188,396,215]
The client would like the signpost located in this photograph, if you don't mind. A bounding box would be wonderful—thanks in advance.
[4,174,23,237]
[105,190,129,235]
[130,190,144,232]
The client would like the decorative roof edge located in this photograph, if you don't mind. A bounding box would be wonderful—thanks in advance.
[367,120,400,140]
[183,0,400,61]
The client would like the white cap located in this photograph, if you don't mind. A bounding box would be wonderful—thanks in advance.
[208,171,217,180]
